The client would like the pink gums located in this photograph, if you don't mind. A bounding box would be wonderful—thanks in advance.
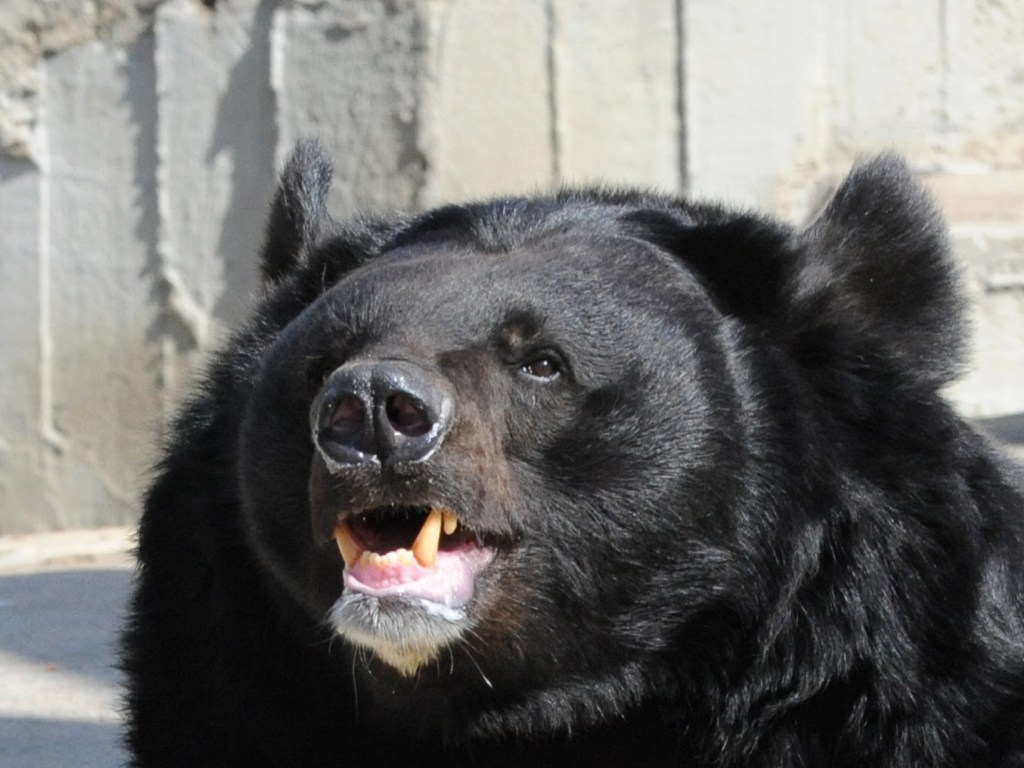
[343,545,494,609]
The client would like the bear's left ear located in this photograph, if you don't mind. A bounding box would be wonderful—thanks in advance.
[793,154,967,387]
[259,140,337,283]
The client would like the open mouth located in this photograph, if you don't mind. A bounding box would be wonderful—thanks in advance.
[334,506,494,610]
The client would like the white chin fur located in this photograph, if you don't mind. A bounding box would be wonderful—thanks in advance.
[328,591,467,676]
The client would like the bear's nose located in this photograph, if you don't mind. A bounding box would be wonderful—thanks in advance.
[311,361,453,469]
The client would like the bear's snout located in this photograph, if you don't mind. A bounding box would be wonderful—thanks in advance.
[311,360,453,469]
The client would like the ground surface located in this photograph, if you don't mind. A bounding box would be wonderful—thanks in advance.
[0,528,133,768]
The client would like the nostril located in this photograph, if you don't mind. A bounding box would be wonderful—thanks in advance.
[385,393,433,438]
[314,361,451,469]
[313,386,375,468]
[327,395,366,439]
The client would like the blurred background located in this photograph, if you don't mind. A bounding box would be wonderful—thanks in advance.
[1,0,1023,535]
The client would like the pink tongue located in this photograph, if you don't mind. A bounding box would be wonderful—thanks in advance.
[344,546,493,609]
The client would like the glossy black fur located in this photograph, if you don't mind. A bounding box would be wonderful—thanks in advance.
[122,142,1024,767]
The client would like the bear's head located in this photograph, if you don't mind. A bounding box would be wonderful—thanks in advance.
[236,141,963,735]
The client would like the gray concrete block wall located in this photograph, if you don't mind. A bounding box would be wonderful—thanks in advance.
[0,0,1021,533]
[553,0,681,190]
[273,0,426,214]
[42,41,164,530]
[419,0,554,203]
[155,0,275,337]
[0,159,45,533]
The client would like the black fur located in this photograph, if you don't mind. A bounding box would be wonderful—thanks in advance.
[123,141,1024,767]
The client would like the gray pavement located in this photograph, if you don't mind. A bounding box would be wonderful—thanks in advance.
[0,530,133,768]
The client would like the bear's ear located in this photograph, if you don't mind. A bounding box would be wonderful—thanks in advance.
[260,140,336,283]
[793,154,967,386]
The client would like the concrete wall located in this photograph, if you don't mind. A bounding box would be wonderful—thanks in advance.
[1,0,1022,533]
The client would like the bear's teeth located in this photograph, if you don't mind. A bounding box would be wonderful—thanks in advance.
[442,508,458,536]
[334,522,360,569]
[397,548,416,566]
[412,507,444,568]
[335,507,460,571]
[364,551,405,569]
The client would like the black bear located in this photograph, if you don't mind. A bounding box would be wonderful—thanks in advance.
[122,141,1024,767]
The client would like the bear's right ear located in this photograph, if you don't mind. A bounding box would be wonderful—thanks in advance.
[260,140,336,283]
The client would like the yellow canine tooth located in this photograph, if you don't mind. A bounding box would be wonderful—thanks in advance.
[442,508,458,536]
[412,507,443,568]
[333,522,361,569]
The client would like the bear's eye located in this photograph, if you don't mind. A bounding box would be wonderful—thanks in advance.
[519,355,561,381]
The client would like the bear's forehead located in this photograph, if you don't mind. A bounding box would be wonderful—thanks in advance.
[288,231,719,370]
[328,232,699,323]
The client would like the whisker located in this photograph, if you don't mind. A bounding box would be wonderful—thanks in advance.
[458,642,494,689]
